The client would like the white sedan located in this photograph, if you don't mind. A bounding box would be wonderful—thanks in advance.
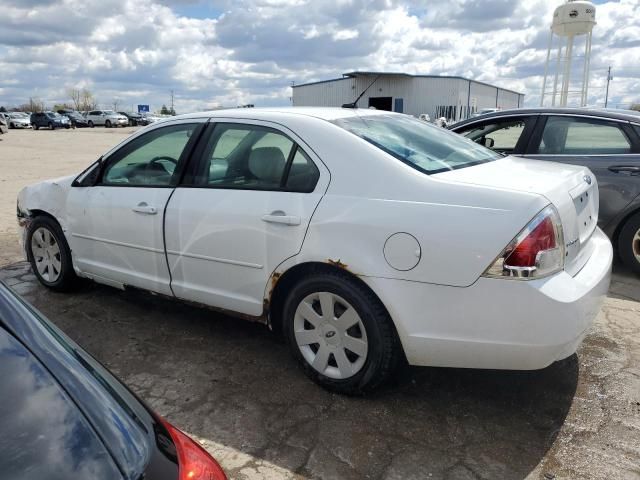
[17,108,612,394]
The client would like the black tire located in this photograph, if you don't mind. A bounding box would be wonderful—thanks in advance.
[48,122,54,130]
[618,211,640,275]
[26,216,78,291]
[282,271,401,395]
[88,121,94,128]
[105,120,111,128]
[34,124,39,130]
[65,124,70,129]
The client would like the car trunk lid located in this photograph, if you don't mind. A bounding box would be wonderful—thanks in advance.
[434,156,598,275]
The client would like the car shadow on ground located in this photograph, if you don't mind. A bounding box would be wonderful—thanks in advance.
[4,262,577,479]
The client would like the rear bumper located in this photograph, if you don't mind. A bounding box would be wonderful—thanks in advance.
[363,227,612,370]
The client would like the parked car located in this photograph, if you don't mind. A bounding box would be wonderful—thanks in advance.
[0,115,7,135]
[0,282,227,480]
[119,111,149,126]
[30,111,70,130]
[57,109,90,128]
[17,108,612,394]
[450,107,640,274]
[141,112,163,124]
[5,111,32,128]
[85,110,129,128]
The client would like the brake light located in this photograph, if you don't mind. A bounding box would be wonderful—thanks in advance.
[160,418,227,480]
[483,205,564,279]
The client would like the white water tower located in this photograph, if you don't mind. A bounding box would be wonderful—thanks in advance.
[540,1,596,107]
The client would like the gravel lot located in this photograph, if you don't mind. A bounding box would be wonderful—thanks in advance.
[1,128,639,479]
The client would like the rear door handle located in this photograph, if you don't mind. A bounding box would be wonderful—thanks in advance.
[261,211,301,226]
[132,202,158,215]
[608,165,640,174]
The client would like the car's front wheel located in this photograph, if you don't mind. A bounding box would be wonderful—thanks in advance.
[26,216,78,291]
[48,122,54,130]
[88,121,94,128]
[283,271,400,395]
[105,120,112,128]
[618,212,640,275]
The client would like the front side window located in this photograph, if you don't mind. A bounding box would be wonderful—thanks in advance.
[196,123,314,191]
[536,116,632,155]
[101,124,197,186]
[459,118,527,153]
[333,114,500,175]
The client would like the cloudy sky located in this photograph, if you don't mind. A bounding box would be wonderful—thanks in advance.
[1,0,638,113]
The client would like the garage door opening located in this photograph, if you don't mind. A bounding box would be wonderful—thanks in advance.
[368,97,392,111]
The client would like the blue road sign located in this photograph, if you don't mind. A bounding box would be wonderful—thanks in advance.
[137,104,150,113]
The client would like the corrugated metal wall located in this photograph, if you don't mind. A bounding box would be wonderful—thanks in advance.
[293,75,524,121]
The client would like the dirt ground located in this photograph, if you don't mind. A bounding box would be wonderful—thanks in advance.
[0,128,639,479]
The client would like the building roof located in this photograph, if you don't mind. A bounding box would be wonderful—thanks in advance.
[293,71,525,96]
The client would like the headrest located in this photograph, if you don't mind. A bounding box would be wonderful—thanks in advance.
[248,147,286,183]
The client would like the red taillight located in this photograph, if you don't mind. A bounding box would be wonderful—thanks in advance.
[483,205,564,279]
[505,216,557,267]
[160,418,227,480]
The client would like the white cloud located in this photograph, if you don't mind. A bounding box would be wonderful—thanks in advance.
[0,0,638,112]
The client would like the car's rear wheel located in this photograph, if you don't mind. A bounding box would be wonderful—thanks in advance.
[105,120,112,128]
[282,271,400,395]
[34,124,39,130]
[618,212,640,275]
[26,216,78,291]
[88,121,94,128]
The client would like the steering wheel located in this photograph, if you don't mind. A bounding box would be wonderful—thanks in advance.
[148,156,178,173]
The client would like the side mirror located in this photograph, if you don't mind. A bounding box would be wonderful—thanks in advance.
[479,137,495,148]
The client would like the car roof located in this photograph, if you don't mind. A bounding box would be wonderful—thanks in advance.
[172,106,400,123]
[453,107,640,127]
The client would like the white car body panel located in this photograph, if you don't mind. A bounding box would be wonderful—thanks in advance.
[165,118,330,316]
[66,186,174,295]
[16,107,612,371]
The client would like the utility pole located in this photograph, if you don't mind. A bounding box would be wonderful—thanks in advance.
[170,89,175,114]
[604,66,612,108]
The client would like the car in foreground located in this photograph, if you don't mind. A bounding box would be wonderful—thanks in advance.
[17,107,612,394]
[85,110,129,128]
[3,112,31,129]
[57,109,90,128]
[450,107,640,274]
[31,111,70,130]
[0,282,226,480]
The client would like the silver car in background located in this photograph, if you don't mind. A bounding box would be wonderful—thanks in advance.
[85,110,129,128]
[5,112,32,129]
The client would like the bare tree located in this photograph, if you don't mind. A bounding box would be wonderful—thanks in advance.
[112,98,120,111]
[68,88,82,111]
[27,97,45,113]
[80,89,97,112]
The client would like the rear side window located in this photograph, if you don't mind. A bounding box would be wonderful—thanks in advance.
[536,116,632,155]
[193,123,319,192]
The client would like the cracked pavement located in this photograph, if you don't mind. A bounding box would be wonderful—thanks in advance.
[1,261,639,480]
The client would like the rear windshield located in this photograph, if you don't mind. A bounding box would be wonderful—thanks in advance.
[333,114,500,174]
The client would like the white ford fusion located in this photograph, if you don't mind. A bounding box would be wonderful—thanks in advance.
[17,108,612,394]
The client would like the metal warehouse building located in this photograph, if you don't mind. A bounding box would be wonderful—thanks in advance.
[292,71,525,122]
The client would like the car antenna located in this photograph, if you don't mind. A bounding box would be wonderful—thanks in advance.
[342,74,381,109]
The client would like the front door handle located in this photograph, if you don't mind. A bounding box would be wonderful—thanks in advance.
[261,210,301,226]
[132,202,158,215]
[608,165,640,175]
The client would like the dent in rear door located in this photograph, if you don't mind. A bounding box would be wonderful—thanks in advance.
[164,120,330,316]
